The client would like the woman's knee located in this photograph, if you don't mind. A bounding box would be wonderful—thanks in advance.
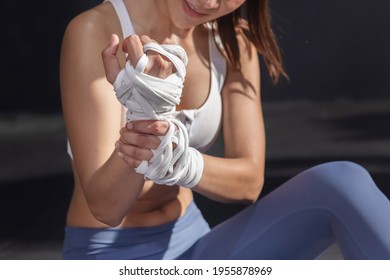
[303,161,376,195]
[311,161,369,177]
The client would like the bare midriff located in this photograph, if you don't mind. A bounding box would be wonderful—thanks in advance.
[66,164,193,228]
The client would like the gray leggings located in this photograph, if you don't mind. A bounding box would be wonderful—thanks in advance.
[178,161,390,259]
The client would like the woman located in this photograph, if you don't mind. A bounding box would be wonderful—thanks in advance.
[60,0,390,259]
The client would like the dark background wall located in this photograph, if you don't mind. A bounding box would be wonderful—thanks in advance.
[262,0,390,101]
[0,0,98,114]
[1,0,389,114]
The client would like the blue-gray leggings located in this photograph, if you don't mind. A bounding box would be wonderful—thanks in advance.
[62,161,390,259]
[180,161,390,259]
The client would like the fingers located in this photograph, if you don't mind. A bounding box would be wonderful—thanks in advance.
[144,51,174,78]
[122,35,144,68]
[115,140,153,163]
[115,120,170,167]
[119,127,161,150]
[123,35,174,78]
[102,34,147,84]
[127,120,170,136]
[115,129,155,169]
[140,35,156,45]
[101,34,122,85]
[140,35,177,77]
[103,34,176,83]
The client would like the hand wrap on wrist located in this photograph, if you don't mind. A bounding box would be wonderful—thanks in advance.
[113,42,203,188]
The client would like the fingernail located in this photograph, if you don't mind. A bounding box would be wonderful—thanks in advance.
[117,152,124,158]
[115,141,120,149]
[127,122,133,129]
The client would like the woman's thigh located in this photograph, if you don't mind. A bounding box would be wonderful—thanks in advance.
[179,161,390,259]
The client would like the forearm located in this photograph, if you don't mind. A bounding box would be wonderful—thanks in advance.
[192,34,265,204]
[193,154,264,204]
[84,150,145,226]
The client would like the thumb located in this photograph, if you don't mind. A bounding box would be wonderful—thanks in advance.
[102,34,122,85]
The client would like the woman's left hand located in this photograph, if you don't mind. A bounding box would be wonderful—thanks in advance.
[115,120,170,169]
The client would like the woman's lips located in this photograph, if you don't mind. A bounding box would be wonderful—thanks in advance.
[182,0,208,18]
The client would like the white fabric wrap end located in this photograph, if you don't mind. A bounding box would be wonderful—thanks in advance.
[112,42,203,188]
[144,120,204,188]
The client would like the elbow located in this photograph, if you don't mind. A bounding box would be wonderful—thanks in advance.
[242,172,264,204]
[88,202,124,227]
[83,181,128,227]
[92,209,123,227]
[238,157,265,204]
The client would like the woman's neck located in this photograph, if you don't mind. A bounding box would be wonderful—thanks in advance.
[124,0,195,44]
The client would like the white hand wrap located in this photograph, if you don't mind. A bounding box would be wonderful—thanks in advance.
[113,42,203,188]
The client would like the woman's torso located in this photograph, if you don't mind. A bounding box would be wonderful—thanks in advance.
[66,0,226,228]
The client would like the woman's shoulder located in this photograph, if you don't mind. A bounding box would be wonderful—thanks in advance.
[64,2,117,45]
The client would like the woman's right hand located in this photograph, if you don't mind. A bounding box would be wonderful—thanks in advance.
[102,34,175,84]
[102,34,177,171]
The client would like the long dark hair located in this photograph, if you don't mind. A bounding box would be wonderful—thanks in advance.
[213,0,287,83]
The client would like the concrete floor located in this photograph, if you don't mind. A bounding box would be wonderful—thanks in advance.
[0,100,389,260]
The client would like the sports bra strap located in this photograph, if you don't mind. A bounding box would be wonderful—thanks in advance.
[105,0,135,38]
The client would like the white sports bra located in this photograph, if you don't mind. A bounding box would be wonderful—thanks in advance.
[67,0,226,158]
